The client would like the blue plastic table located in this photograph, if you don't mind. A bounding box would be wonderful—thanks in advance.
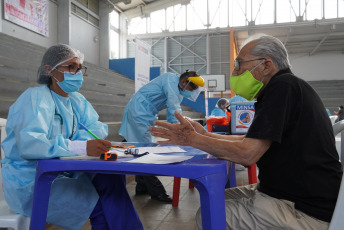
[29,145,229,230]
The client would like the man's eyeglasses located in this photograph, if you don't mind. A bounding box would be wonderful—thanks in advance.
[58,64,87,75]
[234,58,265,71]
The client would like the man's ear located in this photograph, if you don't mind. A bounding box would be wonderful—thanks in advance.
[262,59,274,75]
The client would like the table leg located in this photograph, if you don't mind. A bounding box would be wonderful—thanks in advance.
[192,173,227,230]
[30,172,59,230]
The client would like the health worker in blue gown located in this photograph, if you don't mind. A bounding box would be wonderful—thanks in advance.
[211,98,230,117]
[1,44,143,230]
[119,70,205,202]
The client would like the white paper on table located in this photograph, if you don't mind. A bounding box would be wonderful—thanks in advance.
[60,146,187,161]
[127,146,186,155]
[128,153,193,164]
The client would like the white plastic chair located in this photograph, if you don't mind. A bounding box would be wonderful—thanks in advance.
[0,118,30,230]
[329,120,344,230]
[333,120,344,168]
[330,115,338,125]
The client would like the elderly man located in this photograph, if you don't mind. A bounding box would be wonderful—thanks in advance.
[150,35,342,230]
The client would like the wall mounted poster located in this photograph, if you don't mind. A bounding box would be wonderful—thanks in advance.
[4,0,49,36]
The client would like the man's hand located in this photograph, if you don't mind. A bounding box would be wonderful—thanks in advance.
[86,139,112,156]
[184,117,207,135]
[150,111,197,146]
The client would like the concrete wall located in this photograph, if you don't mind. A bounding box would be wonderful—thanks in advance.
[289,52,344,81]
[71,15,100,65]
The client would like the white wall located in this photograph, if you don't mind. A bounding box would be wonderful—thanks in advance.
[70,15,100,65]
[290,52,344,81]
[1,1,58,48]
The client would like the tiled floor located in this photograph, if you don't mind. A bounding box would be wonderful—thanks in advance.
[45,167,250,230]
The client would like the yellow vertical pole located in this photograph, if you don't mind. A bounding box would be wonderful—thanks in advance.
[229,27,237,98]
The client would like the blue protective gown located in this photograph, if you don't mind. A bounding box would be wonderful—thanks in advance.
[229,95,249,104]
[210,107,226,117]
[1,85,108,229]
[119,73,183,142]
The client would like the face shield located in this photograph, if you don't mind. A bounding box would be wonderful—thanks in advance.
[181,75,205,102]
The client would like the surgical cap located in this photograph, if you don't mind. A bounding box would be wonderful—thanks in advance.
[37,44,84,84]
[216,98,229,108]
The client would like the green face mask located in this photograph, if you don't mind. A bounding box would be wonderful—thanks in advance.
[230,62,264,101]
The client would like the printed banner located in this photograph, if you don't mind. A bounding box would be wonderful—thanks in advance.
[4,0,49,36]
[135,39,151,92]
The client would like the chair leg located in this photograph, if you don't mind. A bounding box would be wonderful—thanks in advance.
[248,164,258,184]
[189,180,194,189]
[172,177,181,207]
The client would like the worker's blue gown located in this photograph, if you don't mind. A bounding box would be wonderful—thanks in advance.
[2,85,142,229]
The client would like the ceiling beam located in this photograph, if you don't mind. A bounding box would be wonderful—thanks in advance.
[120,0,190,19]
[309,31,331,56]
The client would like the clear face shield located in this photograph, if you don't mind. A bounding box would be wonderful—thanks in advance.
[185,82,201,102]
[183,81,202,102]
[179,74,205,102]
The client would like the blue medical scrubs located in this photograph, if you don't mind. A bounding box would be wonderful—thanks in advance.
[119,73,183,142]
[1,85,142,229]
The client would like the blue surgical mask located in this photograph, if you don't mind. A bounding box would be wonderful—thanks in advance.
[180,89,192,98]
[55,71,84,93]
[179,83,201,102]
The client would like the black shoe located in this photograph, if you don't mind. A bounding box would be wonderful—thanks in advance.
[151,193,172,203]
[135,186,148,195]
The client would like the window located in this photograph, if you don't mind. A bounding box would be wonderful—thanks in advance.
[110,30,119,59]
[71,0,99,27]
[127,0,343,35]
[110,11,119,59]
[151,9,165,33]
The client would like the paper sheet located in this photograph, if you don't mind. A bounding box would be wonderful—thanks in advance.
[60,151,133,160]
[60,146,187,161]
[128,153,193,164]
[127,146,186,154]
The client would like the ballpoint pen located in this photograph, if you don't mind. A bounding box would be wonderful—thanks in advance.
[78,122,99,139]
[79,122,119,160]
[112,144,135,149]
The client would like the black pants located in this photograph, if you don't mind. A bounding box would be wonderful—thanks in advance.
[90,174,143,230]
[135,175,166,197]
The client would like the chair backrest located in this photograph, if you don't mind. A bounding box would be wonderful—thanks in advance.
[212,124,230,134]
[0,118,7,201]
[333,120,344,168]
[0,118,6,161]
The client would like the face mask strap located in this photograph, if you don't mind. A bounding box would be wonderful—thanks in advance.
[53,76,60,83]
[260,76,266,84]
[249,60,265,73]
